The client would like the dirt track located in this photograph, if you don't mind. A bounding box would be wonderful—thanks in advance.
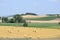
[0,26,60,38]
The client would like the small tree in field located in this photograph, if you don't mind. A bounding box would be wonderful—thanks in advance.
[58,22,60,25]
[23,20,28,27]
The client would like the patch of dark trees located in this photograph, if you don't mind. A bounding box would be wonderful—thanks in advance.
[2,14,28,27]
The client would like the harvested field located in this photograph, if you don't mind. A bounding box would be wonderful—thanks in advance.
[26,18,60,23]
[22,15,46,18]
[0,26,60,38]
[26,20,60,23]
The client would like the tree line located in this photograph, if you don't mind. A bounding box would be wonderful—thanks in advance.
[2,14,28,27]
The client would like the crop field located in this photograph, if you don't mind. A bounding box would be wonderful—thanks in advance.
[0,26,60,39]
[28,23,60,28]
[25,16,57,21]
[0,23,60,29]
[22,15,46,18]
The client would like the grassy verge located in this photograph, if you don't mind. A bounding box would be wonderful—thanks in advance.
[0,23,23,26]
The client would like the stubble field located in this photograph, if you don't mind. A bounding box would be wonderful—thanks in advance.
[0,26,60,39]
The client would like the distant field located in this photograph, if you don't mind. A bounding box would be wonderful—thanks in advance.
[25,16,57,21]
[22,15,46,18]
[0,23,60,29]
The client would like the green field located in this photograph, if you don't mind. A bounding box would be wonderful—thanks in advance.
[28,23,60,29]
[0,23,60,29]
[25,16,57,21]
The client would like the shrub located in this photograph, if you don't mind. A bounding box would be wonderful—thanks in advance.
[23,20,28,27]
[58,22,60,25]
[23,23,28,27]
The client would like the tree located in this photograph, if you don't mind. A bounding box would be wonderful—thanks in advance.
[13,14,23,23]
[2,17,8,23]
[0,17,1,19]
[8,18,15,23]
[25,13,37,15]
[57,14,60,18]
[23,20,28,27]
